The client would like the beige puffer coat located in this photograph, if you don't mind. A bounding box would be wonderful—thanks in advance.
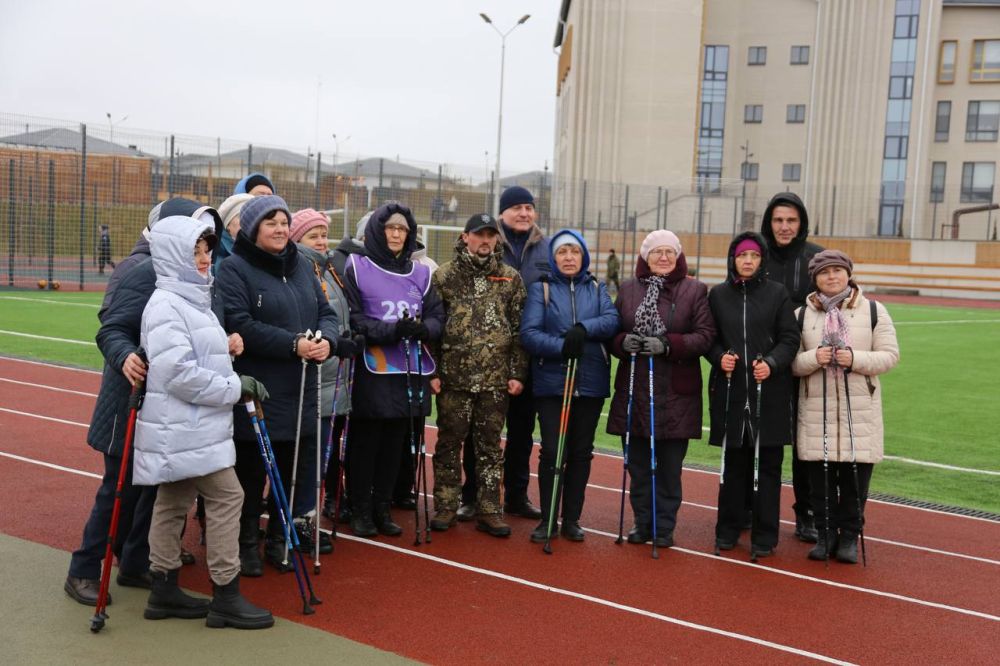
[792,286,899,463]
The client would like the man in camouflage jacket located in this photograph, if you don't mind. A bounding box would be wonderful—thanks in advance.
[428,214,528,537]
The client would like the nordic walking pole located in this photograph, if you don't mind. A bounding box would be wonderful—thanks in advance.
[820,346,832,567]
[320,359,344,529]
[544,358,577,554]
[90,349,146,633]
[246,400,319,614]
[313,332,324,574]
[649,355,659,560]
[401,319,422,546]
[284,329,312,567]
[713,349,735,556]
[841,361,867,567]
[332,359,356,540]
[415,336,432,544]
[615,353,637,545]
[750,353,764,563]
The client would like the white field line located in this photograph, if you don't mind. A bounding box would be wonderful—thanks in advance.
[2,414,997,627]
[0,330,96,346]
[893,319,1000,325]
[0,296,100,308]
[0,407,90,428]
[882,456,1000,476]
[0,355,102,375]
[0,377,98,398]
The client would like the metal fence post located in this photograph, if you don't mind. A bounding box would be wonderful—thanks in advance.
[168,135,176,197]
[315,151,322,209]
[663,188,669,232]
[79,123,87,290]
[47,160,55,289]
[655,186,662,230]
[695,177,705,278]
[7,160,14,286]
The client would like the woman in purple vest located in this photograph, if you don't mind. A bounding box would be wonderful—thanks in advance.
[342,203,445,537]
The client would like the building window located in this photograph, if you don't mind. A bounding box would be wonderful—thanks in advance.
[742,162,759,181]
[965,101,1000,141]
[889,76,913,99]
[930,162,946,203]
[744,104,763,123]
[971,39,1000,82]
[884,135,909,158]
[782,164,802,182]
[786,104,806,123]
[791,45,810,65]
[935,101,952,141]
[961,162,996,203]
[938,41,956,83]
[697,45,729,191]
[748,46,767,66]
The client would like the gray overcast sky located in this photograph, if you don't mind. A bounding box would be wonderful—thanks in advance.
[0,0,560,176]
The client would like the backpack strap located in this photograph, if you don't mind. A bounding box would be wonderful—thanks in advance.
[796,305,806,332]
[869,299,878,330]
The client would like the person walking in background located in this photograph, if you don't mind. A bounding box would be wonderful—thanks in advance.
[520,229,619,542]
[607,231,714,547]
[605,248,620,293]
[98,224,115,274]
[792,250,899,564]
[707,232,799,559]
[428,213,527,537]
[760,192,824,543]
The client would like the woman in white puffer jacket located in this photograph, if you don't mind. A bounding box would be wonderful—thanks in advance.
[792,249,899,565]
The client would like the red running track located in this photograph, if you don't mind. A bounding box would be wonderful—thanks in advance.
[1,356,998,664]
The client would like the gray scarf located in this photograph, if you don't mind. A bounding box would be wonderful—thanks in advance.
[634,275,666,336]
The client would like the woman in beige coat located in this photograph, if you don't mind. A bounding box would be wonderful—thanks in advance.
[792,250,899,564]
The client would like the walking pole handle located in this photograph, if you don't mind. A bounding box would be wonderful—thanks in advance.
[724,348,734,380]
[128,347,148,410]
[753,352,764,384]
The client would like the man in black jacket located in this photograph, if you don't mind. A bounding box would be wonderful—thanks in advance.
[760,192,823,543]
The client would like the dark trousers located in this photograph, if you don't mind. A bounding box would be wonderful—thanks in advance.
[716,437,784,549]
[323,415,348,506]
[626,436,689,534]
[536,396,603,523]
[791,439,813,519]
[502,376,537,501]
[347,417,408,513]
[393,417,422,502]
[234,438,295,545]
[69,453,156,580]
[808,461,874,538]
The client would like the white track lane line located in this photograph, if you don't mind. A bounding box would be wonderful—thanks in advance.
[0,330,96,345]
[0,377,98,397]
[0,356,102,375]
[2,404,997,566]
[328,532,857,664]
[0,296,100,308]
[0,451,101,480]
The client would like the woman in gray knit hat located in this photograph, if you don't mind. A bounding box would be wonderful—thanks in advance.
[791,249,899,564]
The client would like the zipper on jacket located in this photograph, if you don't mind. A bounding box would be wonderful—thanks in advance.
[741,284,750,442]
[569,279,577,324]
[257,294,262,308]
[793,257,801,294]
[106,413,118,454]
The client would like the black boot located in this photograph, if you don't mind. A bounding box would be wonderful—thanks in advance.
[534,463,558,526]
[808,531,836,561]
[350,503,377,538]
[373,503,402,537]
[143,569,210,620]
[560,520,585,542]
[205,576,274,630]
[795,511,819,543]
[836,533,859,564]
[530,520,558,543]
[264,538,294,573]
[239,543,263,577]
[628,524,650,545]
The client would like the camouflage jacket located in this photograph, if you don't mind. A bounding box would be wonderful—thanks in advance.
[431,239,528,392]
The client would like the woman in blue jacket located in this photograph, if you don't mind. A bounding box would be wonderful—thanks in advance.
[520,230,619,542]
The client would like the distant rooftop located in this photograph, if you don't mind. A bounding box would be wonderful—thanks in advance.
[0,127,148,157]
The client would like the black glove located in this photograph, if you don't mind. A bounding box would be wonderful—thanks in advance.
[395,318,421,340]
[622,333,643,354]
[238,375,269,402]
[641,336,669,356]
[411,321,430,341]
[561,323,587,360]
[351,333,366,357]
[334,334,360,359]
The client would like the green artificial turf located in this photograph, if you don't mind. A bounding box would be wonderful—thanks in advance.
[2,290,998,513]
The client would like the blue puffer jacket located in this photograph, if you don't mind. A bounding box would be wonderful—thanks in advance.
[134,217,242,486]
[520,229,620,398]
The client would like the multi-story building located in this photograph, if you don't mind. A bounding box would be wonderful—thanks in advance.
[552,0,999,240]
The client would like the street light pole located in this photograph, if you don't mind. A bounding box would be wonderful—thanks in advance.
[481,12,530,215]
[106,112,128,147]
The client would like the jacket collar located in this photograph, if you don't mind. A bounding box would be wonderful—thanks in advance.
[234,231,299,278]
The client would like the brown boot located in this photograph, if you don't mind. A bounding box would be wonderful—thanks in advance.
[430,509,457,532]
[476,514,511,538]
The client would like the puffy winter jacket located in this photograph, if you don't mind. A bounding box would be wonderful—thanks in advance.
[606,253,715,440]
[215,232,339,442]
[792,287,899,463]
[133,217,242,485]
[760,192,823,308]
[497,221,550,287]
[520,229,620,398]
[707,231,800,448]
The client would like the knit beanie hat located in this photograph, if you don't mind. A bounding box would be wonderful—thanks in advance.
[639,230,682,260]
[218,194,254,233]
[808,249,853,282]
[733,238,762,257]
[243,173,274,195]
[499,186,534,214]
[239,194,291,241]
[551,233,582,253]
[290,208,330,243]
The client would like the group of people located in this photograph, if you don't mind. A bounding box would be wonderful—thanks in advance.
[63,178,899,631]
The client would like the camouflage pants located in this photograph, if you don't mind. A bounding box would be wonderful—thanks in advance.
[433,389,509,515]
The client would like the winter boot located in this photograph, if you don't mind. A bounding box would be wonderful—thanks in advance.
[530,520,558,543]
[430,508,458,532]
[628,525,651,545]
[239,543,263,577]
[373,503,403,537]
[560,520,585,542]
[143,569,210,620]
[808,531,837,561]
[836,533,859,564]
[795,511,819,543]
[350,503,377,538]
[475,514,512,538]
[205,576,274,630]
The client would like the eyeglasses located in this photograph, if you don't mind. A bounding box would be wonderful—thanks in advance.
[647,248,677,259]
[384,225,408,235]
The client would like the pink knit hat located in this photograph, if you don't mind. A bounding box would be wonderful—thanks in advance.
[289,208,329,243]
[639,230,682,260]
[732,237,762,257]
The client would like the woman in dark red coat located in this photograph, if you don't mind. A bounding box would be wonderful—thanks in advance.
[606,230,715,547]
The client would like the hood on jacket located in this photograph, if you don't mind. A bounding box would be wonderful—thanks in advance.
[234,172,275,195]
[760,192,810,250]
[363,202,417,269]
[145,198,222,242]
[547,229,591,281]
[725,230,769,285]
[634,251,689,283]
[150,216,215,288]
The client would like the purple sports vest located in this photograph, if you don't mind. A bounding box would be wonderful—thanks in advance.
[350,254,436,375]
